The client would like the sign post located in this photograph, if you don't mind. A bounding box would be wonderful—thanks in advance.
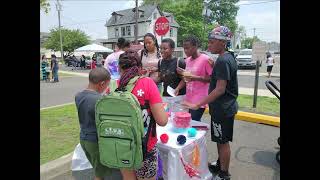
[252,41,267,108]
[155,17,170,42]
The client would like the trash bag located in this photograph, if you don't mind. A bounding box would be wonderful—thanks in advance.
[71,143,93,171]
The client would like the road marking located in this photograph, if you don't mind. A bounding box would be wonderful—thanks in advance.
[41,102,75,110]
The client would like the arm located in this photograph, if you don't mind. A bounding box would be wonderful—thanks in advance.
[174,79,186,96]
[186,75,211,82]
[147,78,168,126]
[150,103,168,126]
[190,79,227,109]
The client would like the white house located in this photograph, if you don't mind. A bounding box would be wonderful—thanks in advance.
[104,4,180,50]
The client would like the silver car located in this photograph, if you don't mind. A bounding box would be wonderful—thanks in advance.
[236,49,256,69]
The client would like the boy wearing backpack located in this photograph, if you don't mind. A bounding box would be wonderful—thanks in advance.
[75,67,111,180]
[99,49,167,180]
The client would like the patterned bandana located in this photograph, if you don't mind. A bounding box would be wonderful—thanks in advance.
[208,26,233,41]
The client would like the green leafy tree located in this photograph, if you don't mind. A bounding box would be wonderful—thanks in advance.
[241,36,261,49]
[44,28,90,56]
[40,0,50,14]
[206,0,240,33]
[143,0,239,49]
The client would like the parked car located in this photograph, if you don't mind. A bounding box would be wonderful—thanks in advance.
[235,49,256,69]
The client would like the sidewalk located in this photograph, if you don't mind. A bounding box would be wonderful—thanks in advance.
[237,71,280,77]
[59,70,277,98]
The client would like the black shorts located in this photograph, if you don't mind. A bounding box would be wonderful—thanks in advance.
[210,115,235,144]
[267,65,273,72]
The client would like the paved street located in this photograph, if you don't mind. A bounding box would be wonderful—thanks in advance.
[40,76,87,108]
[41,61,280,108]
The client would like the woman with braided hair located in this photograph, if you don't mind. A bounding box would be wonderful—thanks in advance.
[117,49,168,180]
[138,33,162,91]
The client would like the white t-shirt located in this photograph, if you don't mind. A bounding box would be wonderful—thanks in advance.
[266,57,274,66]
[104,50,125,80]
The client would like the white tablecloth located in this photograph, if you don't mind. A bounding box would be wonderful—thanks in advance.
[157,120,212,180]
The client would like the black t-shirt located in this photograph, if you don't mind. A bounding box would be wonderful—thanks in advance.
[209,52,238,117]
[158,57,186,96]
[75,90,102,142]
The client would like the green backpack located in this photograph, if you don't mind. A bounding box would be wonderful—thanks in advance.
[95,76,144,169]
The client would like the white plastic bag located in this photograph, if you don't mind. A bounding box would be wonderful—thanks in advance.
[71,143,93,171]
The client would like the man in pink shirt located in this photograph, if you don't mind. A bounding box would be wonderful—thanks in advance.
[175,35,213,121]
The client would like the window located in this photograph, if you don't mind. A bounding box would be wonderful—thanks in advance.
[126,26,131,36]
[115,28,119,37]
[121,27,125,37]
[153,13,157,20]
[170,28,173,37]
[140,11,144,18]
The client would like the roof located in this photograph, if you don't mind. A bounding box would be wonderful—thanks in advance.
[105,4,179,28]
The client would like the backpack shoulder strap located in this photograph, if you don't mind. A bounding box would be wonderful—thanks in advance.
[126,76,143,93]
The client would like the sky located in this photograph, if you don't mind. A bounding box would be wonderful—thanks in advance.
[40,0,280,43]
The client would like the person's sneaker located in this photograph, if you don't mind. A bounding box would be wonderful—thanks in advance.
[215,171,231,180]
[208,159,221,174]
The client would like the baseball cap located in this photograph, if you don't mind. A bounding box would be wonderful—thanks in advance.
[208,26,233,41]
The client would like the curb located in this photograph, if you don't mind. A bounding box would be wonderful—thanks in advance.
[40,152,74,180]
[59,70,88,77]
[204,109,280,127]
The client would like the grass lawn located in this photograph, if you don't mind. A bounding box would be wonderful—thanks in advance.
[40,71,75,80]
[40,104,79,165]
[237,94,280,116]
[40,94,279,164]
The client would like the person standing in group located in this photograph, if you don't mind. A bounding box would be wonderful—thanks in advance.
[138,33,162,91]
[183,26,238,180]
[51,54,59,83]
[80,55,86,70]
[175,35,213,121]
[91,55,97,69]
[96,54,103,68]
[117,49,167,180]
[266,52,275,78]
[104,37,130,93]
[75,68,112,180]
[158,38,186,97]
[41,55,49,81]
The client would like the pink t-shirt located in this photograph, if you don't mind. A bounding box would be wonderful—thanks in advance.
[131,77,162,152]
[185,54,213,108]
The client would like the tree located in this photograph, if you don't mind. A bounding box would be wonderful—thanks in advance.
[207,0,240,33]
[241,36,261,49]
[44,28,90,56]
[40,0,50,14]
[237,25,246,41]
[143,0,214,48]
[143,0,240,49]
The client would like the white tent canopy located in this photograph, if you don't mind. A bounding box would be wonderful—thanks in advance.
[74,43,113,53]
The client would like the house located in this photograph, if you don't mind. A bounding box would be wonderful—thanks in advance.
[104,4,180,50]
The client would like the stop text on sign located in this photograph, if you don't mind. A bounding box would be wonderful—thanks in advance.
[154,17,170,36]
[155,23,169,31]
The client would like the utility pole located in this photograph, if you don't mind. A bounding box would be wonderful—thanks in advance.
[134,0,138,44]
[56,0,64,61]
[253,28,256,37]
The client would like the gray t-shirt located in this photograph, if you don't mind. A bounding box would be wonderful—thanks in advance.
[209,52,238,117]
[75,90,102,142]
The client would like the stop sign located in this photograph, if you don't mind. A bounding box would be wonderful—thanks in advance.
[155,17,170,36]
